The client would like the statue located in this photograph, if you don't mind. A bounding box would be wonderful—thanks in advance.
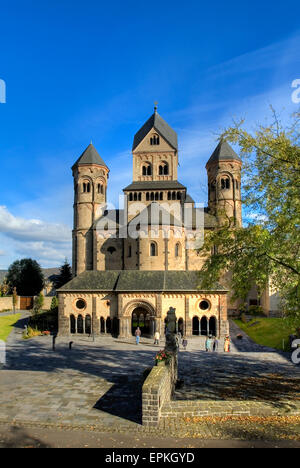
[165,307,178,353]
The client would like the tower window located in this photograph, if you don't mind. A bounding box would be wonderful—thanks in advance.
[159,162,169,175]
[175,243,181,257]
[150,134,160,145]
[221,178,230,190]
[142,163,152,176]
[83,182,91,193]
[160,192,163,200]
[146,193,150,201]
[98,183,103,194]
[168,191,171,200]
[150,242,157,257]
[129,193,133,201]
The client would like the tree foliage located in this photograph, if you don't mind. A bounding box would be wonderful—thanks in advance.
[199,109,300,318]
[53,260,72,290]
[6,258,44,297]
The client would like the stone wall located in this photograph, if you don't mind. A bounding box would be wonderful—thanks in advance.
[0,296,20,311]
[142,354,177,427]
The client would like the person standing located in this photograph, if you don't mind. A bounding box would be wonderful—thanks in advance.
[205,335,212,352]
[182,337,188,351]
[154,330,160,345]
[224,335,231,352]
[135,327,141,345]
[213,337,219,352]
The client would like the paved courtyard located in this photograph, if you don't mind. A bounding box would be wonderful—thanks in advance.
[0,313,299,439]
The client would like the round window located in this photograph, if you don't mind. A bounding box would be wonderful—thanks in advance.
[76,299,86,310]
[199,300,210,311]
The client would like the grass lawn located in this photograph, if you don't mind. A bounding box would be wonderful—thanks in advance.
[234,318,298,351]
[0,314,21,342]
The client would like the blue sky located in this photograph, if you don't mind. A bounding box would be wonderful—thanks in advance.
[0,0,299,268]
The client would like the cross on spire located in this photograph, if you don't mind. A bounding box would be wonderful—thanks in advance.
[154,101,158,113]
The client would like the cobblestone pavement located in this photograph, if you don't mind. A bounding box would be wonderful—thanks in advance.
[0,315,299,439]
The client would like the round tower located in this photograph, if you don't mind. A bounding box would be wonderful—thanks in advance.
[206,139,242,226]
[72,143,109,276]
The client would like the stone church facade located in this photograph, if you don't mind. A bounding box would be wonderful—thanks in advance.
[58,108,244,338]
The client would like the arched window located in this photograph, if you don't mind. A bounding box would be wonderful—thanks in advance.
[177,192,181,200]
[155,192,159,200]
[100,317,105,334]
[159,162,169,175]
[150,242,157,257]
[138,193,142,201]
[172,192,176,200]
[146,193,150,201]
[70,315,76,334]
[98,183,103,194]
[134,193,138,201]
[85,314,92,335]
[168,191,171,200]
[129,193,133,201]
[83,183,86,193]
[150,134,160,145]
[142,166,147,176]
[175,243,181,257]
[236,180,239,190]
[159,165,163,175]
[221,178,230,190]
[77,315,84,334]
[160,192,163,200]
[151,192,155,201]
[142,163,152,176]
[107,246,116,254]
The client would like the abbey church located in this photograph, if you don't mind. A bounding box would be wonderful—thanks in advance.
[58,108,246,339]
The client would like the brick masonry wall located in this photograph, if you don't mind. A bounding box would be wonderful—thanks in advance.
[161,399,300,419]
[142,354,177,427]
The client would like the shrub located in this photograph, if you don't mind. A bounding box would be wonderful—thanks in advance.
[248,305,264,317]
[241,313,247,324]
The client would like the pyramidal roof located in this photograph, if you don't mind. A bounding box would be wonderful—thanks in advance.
[132,110,178,151]
[72,143,109,169]
[206,139,241,166]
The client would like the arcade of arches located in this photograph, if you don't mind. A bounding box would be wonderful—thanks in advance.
[58,292,229,339]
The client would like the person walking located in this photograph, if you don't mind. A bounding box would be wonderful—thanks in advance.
[224,335,231,352]
[154,330,160,345]
[182,337,188,351]
[135,327,141,345]
[213,336,219,352]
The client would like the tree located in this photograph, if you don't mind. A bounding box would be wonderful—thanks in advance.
[33,292,44,315]
[53,260,73,290]
[6,258,44,297]
[50,296,59,313]
[0,278,9,297]
[198,109,300,319]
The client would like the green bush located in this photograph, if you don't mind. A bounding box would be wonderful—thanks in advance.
[241,313,247,324]
[248,305,265,317]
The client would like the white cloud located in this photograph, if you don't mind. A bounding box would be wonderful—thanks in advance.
[0,206,71,243]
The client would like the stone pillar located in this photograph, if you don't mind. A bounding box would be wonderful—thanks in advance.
[58,293,69,336]
[92,296,100,336]
[185,296,192,337]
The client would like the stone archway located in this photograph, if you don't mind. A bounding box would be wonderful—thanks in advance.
[122,300,156,338]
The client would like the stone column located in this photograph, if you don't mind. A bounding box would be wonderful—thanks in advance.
[92,296,100,336]
[185,296,192,337]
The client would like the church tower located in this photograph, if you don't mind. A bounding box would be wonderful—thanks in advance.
[72,143,109,276]
[206,139,242,226]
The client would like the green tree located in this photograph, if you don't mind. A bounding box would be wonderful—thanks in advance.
[6,258,44,297]
[53,260,72,290]
[50,296,59,312]
[199,109,300,319]
[33,292,44,315]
